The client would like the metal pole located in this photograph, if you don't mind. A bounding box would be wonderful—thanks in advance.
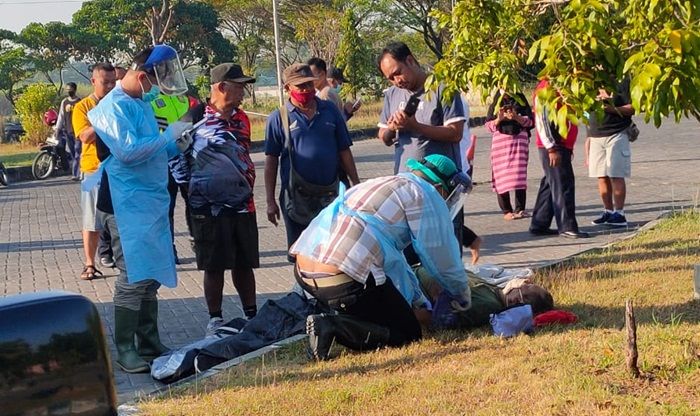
[272,0,285,107]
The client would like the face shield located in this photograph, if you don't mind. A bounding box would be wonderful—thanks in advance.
[445,171,472,220]
[143,45,188,96]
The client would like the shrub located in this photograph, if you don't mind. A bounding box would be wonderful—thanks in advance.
[14,83,58,145]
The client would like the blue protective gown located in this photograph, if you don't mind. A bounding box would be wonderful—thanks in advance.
[88,84,179,287]
[292,173,470,309]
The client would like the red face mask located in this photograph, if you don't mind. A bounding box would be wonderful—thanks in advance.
[289,89,315,107]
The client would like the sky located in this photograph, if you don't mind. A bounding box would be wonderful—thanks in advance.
[0,0,84,33]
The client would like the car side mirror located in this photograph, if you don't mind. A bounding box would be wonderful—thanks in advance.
[0,291,117,415]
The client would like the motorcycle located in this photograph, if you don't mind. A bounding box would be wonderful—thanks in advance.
[31,134,70,180]
[31,109,70,180]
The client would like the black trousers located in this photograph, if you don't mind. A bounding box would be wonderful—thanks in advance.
[497,189,526,214]
[296,269,421,347]
[530,148,580,233]
[168,173,193,242]
[97,227,113,259]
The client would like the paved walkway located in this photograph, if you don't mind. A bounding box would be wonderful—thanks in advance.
[0,117,698,403]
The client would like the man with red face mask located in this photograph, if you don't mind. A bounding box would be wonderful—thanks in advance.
[264,63,360,262]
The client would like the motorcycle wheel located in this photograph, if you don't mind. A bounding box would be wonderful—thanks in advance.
[0,163,8,186]
[32,151,55,180]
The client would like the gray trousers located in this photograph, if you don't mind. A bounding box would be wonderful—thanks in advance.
[98,210,160,311]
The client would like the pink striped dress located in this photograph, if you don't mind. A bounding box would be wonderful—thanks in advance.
[486,118,532,194]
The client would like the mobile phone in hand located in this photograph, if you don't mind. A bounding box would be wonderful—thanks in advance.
[352,98,362,110]
[402,94,420,117]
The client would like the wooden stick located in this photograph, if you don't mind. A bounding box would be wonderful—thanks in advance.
[625,299,640,377]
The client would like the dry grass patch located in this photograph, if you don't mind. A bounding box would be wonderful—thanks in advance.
[141,211,700,416]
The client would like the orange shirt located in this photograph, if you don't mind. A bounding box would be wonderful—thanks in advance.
[72,96,99,173]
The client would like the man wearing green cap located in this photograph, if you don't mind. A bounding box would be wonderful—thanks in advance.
[290,154,472,361]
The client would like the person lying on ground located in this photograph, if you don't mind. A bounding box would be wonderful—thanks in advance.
[415,266,554,330]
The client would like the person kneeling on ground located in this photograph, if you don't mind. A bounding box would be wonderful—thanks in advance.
[291,154,473,360]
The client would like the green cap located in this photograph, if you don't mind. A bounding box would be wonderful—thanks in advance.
[406,154,458,190]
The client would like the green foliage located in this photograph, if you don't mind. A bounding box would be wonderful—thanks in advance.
[17,22,77,87]
[336,9,374,99]
[14,83,58,145]
[434,0,700,134]
[71,0,234,69]
[194,75,211,102]
[0,46,30,107]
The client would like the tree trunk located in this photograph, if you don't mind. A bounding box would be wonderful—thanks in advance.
[625,299,640,378]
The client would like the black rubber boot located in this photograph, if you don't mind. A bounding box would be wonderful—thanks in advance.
[136,300,169,362]
[114,306,150,373]
[306,313,391,361]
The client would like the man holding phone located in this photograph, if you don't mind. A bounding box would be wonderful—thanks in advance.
[377,41,469,258]
[377,41,466,175]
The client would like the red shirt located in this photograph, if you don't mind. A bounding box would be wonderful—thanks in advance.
[533,79,578,150]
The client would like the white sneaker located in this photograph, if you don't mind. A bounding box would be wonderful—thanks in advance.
[206,317,224,337]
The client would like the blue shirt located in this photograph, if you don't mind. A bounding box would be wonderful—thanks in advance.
[379,84,466,174]
[265,98,352,189]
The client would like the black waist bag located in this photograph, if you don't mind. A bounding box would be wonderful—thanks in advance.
[284,166,339,225]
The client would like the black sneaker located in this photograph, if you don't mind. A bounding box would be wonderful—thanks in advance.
[100,256,115,268]
[591,211,611,225]
[606,212,628,227]
[560,230,590,239]
[529,228,559,236]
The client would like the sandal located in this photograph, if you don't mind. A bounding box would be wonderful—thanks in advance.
[513,211,530,219]
[503,212,515,220]
[80,265,104,281]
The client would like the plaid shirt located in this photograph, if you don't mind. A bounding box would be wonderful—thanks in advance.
[291,174,462,289]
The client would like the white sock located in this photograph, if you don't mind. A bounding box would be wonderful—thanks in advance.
[604,209,613,214]
[614,209,625,215]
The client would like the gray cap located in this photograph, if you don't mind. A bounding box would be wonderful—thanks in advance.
[282,63,317,86]
[210,63,256,84]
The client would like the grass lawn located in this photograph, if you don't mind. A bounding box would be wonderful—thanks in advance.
[0,142,37,167]
[141,211,700,415]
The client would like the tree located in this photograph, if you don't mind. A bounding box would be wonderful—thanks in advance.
[209,0,268,75]
[433,0,700,135]
[389,0,451,60]
[0,30,30,107]
[336,9,375,99]
[14,83,58,145]
[71,0,234,68]
[17,22,78,91]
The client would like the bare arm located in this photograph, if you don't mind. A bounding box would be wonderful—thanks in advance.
[605,103,635,117]
[264,155,280,226]
[413,120,464,143]
[339,148,360,186]
[394,111,464,143]
[78,126,97,144]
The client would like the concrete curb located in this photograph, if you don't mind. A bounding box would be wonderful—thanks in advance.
[533,210,678,272]
[117,334,308,414]
[4,165,35,183]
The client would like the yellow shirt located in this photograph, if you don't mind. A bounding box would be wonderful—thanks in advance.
[72,95,99,173]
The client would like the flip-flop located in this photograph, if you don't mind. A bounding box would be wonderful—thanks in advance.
[513,211,530,219]
[80,265,104,281]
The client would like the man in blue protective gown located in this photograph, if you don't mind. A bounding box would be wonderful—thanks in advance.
[291,154,473,361]
[88,45,192,373]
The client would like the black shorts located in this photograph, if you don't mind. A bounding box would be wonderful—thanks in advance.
[191,211,260,271]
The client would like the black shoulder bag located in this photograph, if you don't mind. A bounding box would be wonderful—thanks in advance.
[281,106,339,225]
